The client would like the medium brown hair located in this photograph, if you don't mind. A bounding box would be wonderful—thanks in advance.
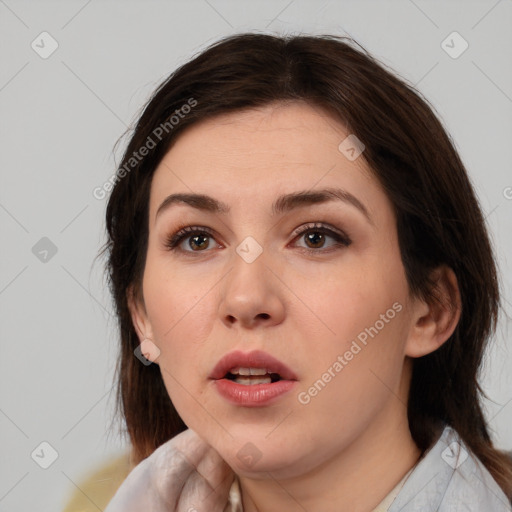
[101,32,512,498]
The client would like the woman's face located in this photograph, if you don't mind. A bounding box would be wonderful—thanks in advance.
[131,101,422,479]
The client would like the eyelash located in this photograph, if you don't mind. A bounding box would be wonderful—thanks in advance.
[164,222,352,255]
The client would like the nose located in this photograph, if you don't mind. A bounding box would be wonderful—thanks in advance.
[218,250,286,330]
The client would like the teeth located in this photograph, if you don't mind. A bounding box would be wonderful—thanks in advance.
[230,367,269,376]
[233,376,272,385]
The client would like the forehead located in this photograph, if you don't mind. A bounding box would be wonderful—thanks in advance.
[149,102,384,219]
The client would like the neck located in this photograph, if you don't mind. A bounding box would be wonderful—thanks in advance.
[238,369,421,512]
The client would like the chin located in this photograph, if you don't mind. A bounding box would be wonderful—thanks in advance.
[216,435,305,479]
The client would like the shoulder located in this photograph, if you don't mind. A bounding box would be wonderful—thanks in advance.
[440,426,511,511]
[390,425,512,512]
[62,450,133,512]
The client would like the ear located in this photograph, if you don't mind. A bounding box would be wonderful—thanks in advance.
[405,265,461,358]
[127,284,154,343]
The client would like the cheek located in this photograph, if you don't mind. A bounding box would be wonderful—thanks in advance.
[141,257,220,409]
[297,305,409,435]
[290,250,408,342]
[141,264,197,375]
[291,250,409,392]
[143,254,216,340]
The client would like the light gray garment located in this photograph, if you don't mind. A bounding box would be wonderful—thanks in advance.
[225,424,512,511]
[387,424,511,511]
[104,425,511,511]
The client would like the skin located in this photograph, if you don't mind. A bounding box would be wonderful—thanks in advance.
[128,101,461,512]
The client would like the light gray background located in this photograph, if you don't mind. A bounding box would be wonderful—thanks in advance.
[0,1,511,510]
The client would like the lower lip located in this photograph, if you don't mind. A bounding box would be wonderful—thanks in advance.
[213,378,297,407]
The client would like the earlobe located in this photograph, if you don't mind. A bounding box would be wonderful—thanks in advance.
[405,265,461,358]
[127,286,160,364]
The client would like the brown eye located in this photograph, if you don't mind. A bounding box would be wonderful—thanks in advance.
[292,223,352,253]
[304,231,326,249]
[165,222,351,256]
[165,226,218,253]
[188,234,211,251]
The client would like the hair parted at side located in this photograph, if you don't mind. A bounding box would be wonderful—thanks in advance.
[100,32,512,498]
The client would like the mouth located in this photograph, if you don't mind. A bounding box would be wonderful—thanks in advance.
[223,368,284,385]
[209,349,298,382]
[209,350,298,407]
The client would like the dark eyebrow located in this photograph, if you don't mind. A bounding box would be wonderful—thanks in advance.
[155,187,373,225]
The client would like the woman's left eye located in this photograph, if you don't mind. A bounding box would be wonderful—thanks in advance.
[165,223,351,254]
[291,223,352,252]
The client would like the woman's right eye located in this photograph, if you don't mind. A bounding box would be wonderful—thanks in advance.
[165,226,220,254]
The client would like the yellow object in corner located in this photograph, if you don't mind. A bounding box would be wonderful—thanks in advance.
[62,451,133,512]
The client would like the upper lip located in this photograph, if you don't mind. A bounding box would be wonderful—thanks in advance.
[209,349,298,381]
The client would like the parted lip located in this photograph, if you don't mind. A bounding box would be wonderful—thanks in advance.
[209,349,298,381]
